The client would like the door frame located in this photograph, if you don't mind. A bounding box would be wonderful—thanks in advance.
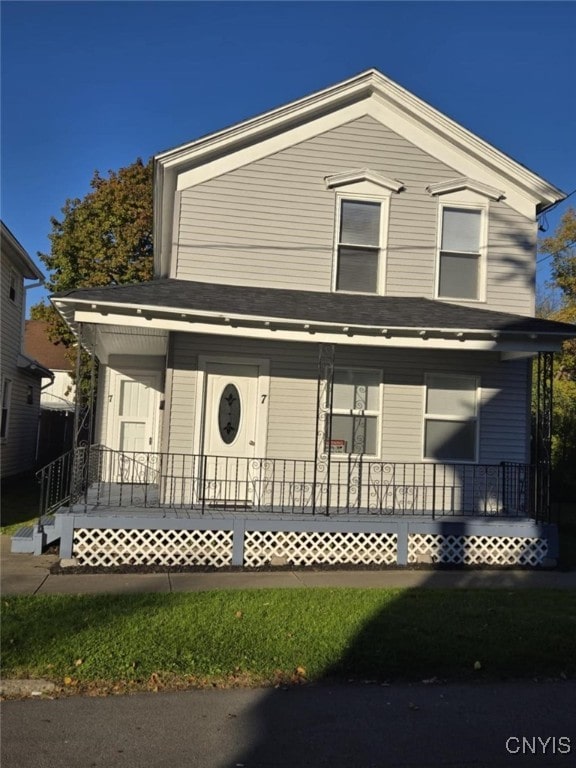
[193,356,270,459]
[110,368,162,454]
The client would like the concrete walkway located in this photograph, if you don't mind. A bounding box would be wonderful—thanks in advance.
[2,535,576,595]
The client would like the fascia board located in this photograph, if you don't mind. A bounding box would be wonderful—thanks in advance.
[57,294,576,343]
[73,310,566,353]
[1,224,44,281]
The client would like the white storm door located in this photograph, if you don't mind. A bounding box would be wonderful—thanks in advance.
[201,362,261,504]
[115,372,160,483]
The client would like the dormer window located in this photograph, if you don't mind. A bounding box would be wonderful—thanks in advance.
[336,200,381,293]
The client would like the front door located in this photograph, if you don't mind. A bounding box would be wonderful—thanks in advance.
[114,371,161,483]
[200,361,264,505]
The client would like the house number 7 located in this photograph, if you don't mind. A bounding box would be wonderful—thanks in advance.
[261,394,267,404]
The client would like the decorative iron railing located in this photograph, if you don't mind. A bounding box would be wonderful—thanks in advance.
[49,445,544,520]
[36,448,76,521]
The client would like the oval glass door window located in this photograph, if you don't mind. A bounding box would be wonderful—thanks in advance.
[218,384,241,444]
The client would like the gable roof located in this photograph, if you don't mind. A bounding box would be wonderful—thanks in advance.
[153,69,566,278]
[52,279,576,353]
[24,320,73,371]
[1,222,44,281]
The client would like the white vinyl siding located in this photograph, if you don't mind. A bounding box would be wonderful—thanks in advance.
[166,334,531,465]
[175,115,536,315]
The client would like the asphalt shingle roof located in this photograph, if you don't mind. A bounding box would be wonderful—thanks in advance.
[54,279,576,336]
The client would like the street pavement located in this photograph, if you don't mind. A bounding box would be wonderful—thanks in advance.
[2,681,576,767]
[2,535,576,595]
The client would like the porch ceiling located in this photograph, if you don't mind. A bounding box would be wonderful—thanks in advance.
[53,279,576,353]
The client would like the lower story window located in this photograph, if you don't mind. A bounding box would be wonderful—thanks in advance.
[424,374,478,462]
[329,369,381,456]
[1,379,12,439]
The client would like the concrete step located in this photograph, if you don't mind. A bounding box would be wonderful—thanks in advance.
[11,526,35,553]
[11,516,60,554]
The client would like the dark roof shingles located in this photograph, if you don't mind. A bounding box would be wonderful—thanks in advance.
[54,279,576,335]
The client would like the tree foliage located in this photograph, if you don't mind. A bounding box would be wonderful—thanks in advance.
[537,208,576,500]
[31,158,154,395]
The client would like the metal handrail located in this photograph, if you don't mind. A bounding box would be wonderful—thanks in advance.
[66,445,536,519]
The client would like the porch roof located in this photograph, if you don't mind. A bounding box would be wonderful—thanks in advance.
[52,278,576,352]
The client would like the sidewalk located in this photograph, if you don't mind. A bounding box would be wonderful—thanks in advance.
[2,534,576,595]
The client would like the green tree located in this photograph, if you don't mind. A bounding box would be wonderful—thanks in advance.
[31,158,154,394]
[537,208,576,499]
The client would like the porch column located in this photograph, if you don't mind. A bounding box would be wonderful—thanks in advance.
[70,324,98,509]
[534,351,553,521]
[313,343,335,516]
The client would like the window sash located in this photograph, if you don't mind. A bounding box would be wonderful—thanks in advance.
[424,375,478,462]
[438,207,483,300]
[330,369,380,456]
[336,199,381,294]
[1,379,12,439]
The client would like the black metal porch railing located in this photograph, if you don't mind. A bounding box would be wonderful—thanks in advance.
[36,447,77,523]
[46,445,544,520]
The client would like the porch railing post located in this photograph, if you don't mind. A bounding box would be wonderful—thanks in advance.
[313,343,335,516]
[535,351,553,522]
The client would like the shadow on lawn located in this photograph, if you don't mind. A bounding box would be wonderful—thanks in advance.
[224,568,576,768]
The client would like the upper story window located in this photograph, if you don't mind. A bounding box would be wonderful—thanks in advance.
[9,270,17,302]
[325,169,404,296]
[336,199,382,293]
[438,206,483,300]
[427,177,505,303]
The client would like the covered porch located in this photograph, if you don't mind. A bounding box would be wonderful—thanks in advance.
[28,443,556,568]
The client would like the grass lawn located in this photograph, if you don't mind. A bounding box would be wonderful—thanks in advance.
[2,589,575,693]
[0,472,41,535]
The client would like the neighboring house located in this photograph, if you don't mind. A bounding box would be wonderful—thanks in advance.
[24,320,75,465]
[22,70,576,565]
[1,223,51,478]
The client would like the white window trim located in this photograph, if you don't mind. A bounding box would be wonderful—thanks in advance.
[434,201,489,303]
[329,366,383,459]
[331,191,391,296]
[422,373,480,464]
[1,378,13,441]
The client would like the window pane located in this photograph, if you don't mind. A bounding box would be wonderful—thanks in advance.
[340,201,380,246]
[441,208,481,252]
[333,370,380,411]
[427,375,476,417]
[331,414,377,455]
[424,419,476,461]
[337,247,378,293]
[438,253,479,299]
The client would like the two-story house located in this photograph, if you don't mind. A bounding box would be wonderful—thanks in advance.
[1,223,51,478]
[27,70,576,566]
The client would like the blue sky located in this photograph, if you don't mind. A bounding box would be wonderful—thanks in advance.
[2,1,575,311]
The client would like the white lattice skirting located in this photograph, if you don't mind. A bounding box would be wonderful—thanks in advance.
[244,530,397,567]
[69,524,552,568]
[408,534,548,566]
[73,528,233,567]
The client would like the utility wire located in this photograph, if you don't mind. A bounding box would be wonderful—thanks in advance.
[537,238,576,264]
